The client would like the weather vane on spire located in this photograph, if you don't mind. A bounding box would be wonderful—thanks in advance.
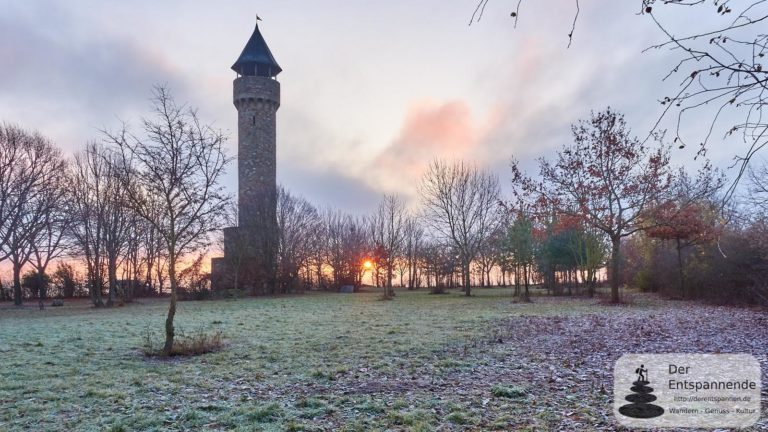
[256,14,262,22]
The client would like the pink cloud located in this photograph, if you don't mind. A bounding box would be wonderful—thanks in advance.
[369,100,501,195]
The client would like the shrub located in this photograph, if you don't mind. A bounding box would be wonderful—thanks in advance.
[445,411,470,425]
[387,409,431,426]
[490,384,527,399]
[52,263,79,298]
[284,421,307,432]
[633,269,655,292]
[624,223,768,306]
[429,284,447,294]
[191,289,212,301]
[246,402,282,422]
[21,270,51,300]
[295,397,325,409]
[142,325,223,357]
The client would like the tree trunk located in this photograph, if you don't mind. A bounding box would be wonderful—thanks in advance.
[37,272,45,310]
[676,238,685,299]
[514,266,520,297]
[88,264,97,305]
[523,264,530,302]
[90,264,104,306]
[162,254,178,356]
[13,263,22,306]
[145,260,154,294]
[386,266,395,299]
[408,266,413,289]
[463,261,471,296]
[573,270,584,295]
[610,235,621,303]
[107,255,117,307]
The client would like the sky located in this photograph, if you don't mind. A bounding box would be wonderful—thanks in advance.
[0,0,752,215]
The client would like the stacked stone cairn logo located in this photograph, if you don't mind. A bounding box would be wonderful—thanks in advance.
[619,364,665,419]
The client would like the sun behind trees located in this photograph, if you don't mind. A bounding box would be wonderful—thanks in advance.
[2,99,766,350]
[3,102,764,312]
[370,195,408,300]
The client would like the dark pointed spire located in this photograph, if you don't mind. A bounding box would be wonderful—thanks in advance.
[232,22,281,77]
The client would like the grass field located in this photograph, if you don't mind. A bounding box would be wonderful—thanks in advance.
[0,288,766,431]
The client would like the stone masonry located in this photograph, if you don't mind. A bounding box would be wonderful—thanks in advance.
[211,23,281,292]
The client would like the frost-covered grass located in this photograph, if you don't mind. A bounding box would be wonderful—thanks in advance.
[0,288,581,431]
[3,288,745,431]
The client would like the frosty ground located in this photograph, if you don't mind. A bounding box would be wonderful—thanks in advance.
[0,289,765,431]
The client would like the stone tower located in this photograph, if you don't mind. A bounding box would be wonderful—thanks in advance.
[212,21,281,292]
[231,21,281,230]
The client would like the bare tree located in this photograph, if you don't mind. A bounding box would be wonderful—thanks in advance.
[28,196,71,278]
[69,143,120,307]
[403,217,424,289]
[639,1,768,200]
[420,238,460,293]
[371,194,407,299]
[0,124,66,305]
[323,209,369,290]
[0,124,30,262]
[120,212,145,303]
[473,1,768,197]
[419,160,501,296]
[69,146,135,306]
[309,213,330,290]
[748,160,768,212]
[107,86,231,356]
[276,186,322,293]
[142,204,167,295]
[28,158,71,304]
[101,151,133,307]
[476,226,503,287]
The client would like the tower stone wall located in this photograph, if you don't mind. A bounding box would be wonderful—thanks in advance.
[234,77,279,229]
[211,22,282,293]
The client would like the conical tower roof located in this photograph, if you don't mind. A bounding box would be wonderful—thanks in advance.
[232,22,282,77]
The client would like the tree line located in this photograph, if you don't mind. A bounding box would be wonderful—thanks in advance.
[263,107,767,307]
[2,97,767,312]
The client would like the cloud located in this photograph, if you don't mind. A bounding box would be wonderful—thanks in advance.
[0,7,187,152]
[0,0,740,218]
[357,24,687,205]
[366,99,502,199]
[279,164,380,216]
